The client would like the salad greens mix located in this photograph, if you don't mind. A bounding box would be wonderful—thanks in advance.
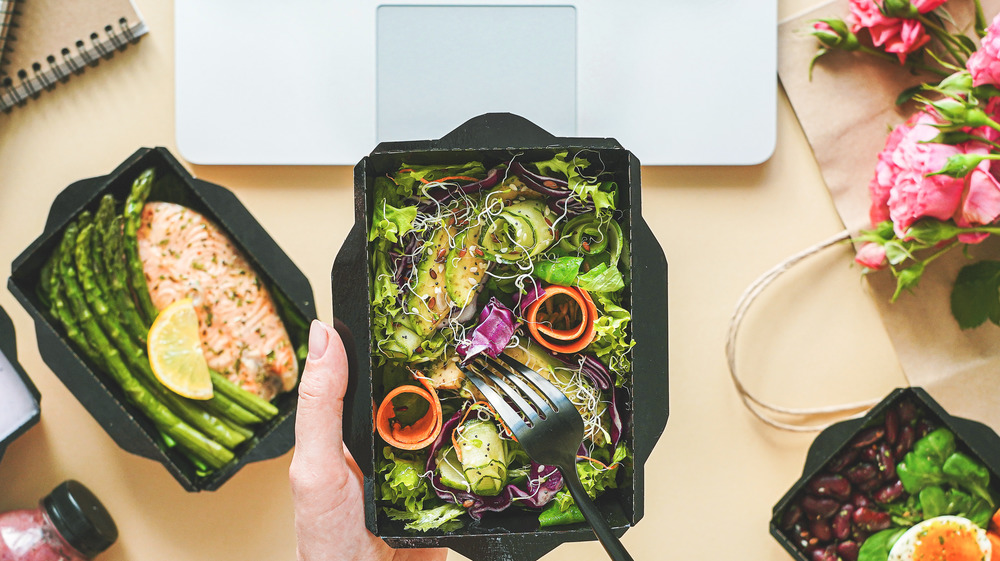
[368,152,635,531]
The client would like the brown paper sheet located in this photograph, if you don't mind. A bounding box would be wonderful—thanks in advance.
[779,0,1000,432]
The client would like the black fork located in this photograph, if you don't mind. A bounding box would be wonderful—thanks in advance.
[461,354,634,561]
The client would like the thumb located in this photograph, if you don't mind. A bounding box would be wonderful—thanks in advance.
[290,320,350,496]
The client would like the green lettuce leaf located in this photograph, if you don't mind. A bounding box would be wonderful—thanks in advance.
[378,446,434,513]
[541,442,631,527]
[370,239,402,361]
[369,201,417,244]
[576,262,625,293]
[385,503,467,533]
[394,162,486,197]
[531,151,616,213]
[586,292,635,386]
[533,256,583,285]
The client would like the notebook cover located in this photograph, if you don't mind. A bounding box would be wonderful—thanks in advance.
[0,0,148,112]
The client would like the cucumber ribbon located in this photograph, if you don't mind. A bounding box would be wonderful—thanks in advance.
[376,372,444,450]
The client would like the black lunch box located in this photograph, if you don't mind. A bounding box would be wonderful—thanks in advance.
[8,147,316,491]
[333,113,670,560]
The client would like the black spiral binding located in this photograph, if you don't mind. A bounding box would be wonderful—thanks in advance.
[1,6,144,113]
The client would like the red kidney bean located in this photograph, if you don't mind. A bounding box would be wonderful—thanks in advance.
[781,503,803,530]
[852,506,891,532]
[807,474,852,501]
[828,448,861,473]
[876,443,896,481]
[802,495,841,519]
[832,504,854,540]
[838,540,860,561]
[860,444,880,462]
[851,427,886,448]
[884,408,899,445]
[873,479,905,504]
[810,544,838,561]
[858,478,881,492]
[916,420,934,439]
[894,425,915,461]
[845,462,878,485]
[850,492,871,509]
[897,399,917,424]
[809,519,833,543]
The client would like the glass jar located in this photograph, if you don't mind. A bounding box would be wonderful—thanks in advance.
[0,480,117,561]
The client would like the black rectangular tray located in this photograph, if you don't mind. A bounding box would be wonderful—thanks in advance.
[332,113,670,560]
[770,386,1000,561]
[0,304,42,462]
[8,147,316,491]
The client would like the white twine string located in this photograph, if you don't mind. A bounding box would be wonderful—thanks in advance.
[725,229,884,432]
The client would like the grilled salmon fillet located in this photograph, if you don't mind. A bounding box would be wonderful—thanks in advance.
[137,202,298,401]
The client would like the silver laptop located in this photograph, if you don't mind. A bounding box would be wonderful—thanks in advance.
[175,1,776,166]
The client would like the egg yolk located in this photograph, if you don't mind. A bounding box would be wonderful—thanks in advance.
[912,523,985,561]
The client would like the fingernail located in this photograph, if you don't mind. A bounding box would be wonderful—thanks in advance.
[308,320,330,360]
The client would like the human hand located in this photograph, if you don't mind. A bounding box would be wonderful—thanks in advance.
[290,320,448,561]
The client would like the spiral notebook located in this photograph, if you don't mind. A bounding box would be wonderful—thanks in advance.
[0,0,147,112]
[0,1,15,59]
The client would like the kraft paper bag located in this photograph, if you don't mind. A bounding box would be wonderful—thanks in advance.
[778,0,1000,432]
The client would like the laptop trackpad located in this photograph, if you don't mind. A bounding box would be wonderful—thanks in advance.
[376,5,577,142]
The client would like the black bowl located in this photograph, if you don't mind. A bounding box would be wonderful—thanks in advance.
[8,147,316,491]
[332,113,669,560]
[771,387,1000,561]
[0,304,42,462]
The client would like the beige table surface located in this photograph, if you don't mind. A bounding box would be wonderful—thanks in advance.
[0,1,912,560]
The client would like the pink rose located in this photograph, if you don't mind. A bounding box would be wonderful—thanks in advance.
[880,19,931,62]
[968,13,1000,87]
[865,108,1000,243]
[848,0,932,62]
[868,117,913,225]
[955,168,1000,242]
[910,0,948,12]
[855,242,888,269]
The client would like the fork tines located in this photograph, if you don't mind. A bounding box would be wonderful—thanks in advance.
[461,354,576,435]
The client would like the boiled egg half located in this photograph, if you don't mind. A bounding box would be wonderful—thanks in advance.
[888,516,991,561]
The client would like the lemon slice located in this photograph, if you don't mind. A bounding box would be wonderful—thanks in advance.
[147,299,213,400]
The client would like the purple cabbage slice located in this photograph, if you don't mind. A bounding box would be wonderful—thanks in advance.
[456,297,517,363]
[427,167,504,202]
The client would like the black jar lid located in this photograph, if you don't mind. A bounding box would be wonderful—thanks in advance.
[42,480,118,558]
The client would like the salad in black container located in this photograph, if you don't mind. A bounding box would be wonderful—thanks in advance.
[8,147,315,491]
[333,113,669,560]
[771,387,1000,561]
[0,304,42,463]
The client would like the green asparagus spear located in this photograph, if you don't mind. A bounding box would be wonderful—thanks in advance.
[102,214,151,343]
[38,254,55,310]
[50,230,104,367]
[75,223,248,451]
[198,390,264,427]
[124,168,159,325]
[59,221,234,469]
[210,370,279,421]
[91,196,115,310]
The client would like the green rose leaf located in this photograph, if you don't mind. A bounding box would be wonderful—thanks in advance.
[950,260,1000,329]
